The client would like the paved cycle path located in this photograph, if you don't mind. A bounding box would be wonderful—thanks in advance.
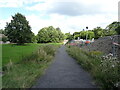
[33,45,97,88]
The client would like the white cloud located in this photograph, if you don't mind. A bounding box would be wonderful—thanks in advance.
[0,13,118,35]
[25,13,117,35]
[0,0,48,8]
[0,0,119,35]
[26,0,119,16]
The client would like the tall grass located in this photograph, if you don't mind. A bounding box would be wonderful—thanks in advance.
[2,44,60,88]
[67,46,120,89]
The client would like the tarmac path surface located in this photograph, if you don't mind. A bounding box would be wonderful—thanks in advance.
[32,45,97,88]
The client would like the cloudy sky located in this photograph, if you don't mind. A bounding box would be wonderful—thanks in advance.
[0,0,119,34]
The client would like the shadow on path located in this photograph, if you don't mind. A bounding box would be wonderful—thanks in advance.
[32,45,97,88]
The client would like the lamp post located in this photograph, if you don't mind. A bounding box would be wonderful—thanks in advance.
[86,26,88,40]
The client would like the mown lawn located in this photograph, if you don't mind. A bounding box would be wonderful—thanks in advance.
[2,43,61,88]
[2,43,40,66]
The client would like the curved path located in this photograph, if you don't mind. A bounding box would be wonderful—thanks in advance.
[32,45,97,88]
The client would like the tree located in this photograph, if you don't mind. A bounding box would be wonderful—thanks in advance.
[56,27,65,42]
[0,34,8,43]
[0,29,4,34]
[5,13,32,44]
[79,31,86,39]
[115,26,120,35]
[65,32,74,40]
[87,31,95,40]
[31,32,37,43]
[92,27,104,39]
[105,21,119,36]
[2,36,8,43]
[73,32,80,39]
[37,26,64,43]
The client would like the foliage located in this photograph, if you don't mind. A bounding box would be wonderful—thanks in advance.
[4,13,33,44]
[37,26,64,43]
[79,31,86,39]
[31,33,37,43]
[73,30,95,40]
[67,46,120,89]
[2,44,60,88]
[65,32,74,40]
[104,21,119,36]
[113,22,120,35]
[0,29,5,34]
[2,36,8,43]
[115,25,120,35]
[0,34,8,42]
[73,32,80,39]
[86,31,95,40]
[92,27,104,39]
[66,21,119,41]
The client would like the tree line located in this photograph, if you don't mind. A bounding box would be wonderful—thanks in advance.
[65,22,120,40]
[0,13,64,44]
[0,13,120,44]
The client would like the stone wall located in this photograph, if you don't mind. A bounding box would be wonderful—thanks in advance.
[81,35,120,59]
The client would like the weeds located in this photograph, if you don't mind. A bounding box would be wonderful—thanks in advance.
[67,45,120,89]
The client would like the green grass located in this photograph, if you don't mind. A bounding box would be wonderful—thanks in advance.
[2,43,40,66]
[67,45,120,89]
[2,44,60,88]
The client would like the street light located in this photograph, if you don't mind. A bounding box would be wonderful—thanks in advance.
[86,26,88,40]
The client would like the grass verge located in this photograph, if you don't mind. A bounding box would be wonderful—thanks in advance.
[2,44,60,88]
[67,45,120,89]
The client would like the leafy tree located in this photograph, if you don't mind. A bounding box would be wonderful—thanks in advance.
[2,36,8,43]
[0,29,4,34]
[65,33,71,40]
[31,32,37,43]
[65,32,74,40]
[56,27,65,42]
[37,26,64,43]
[79,31,86,39]
[92,27,104,39]
[73,32,80,39]
[87,31,95,40]
[115,25,120,35]
[5,13,33,44]
[37,27,49,43]
[0,34,8,42]
[105,21,119,36]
